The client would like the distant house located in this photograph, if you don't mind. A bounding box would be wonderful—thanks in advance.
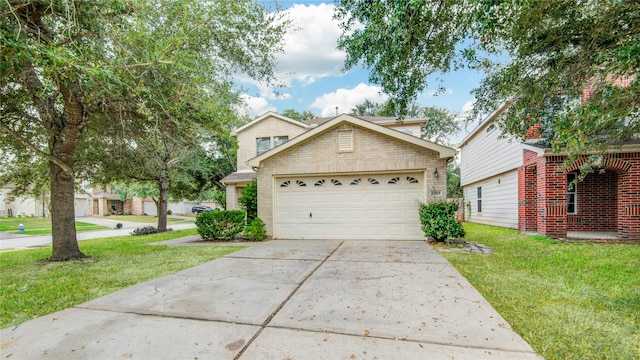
[1,184,207,218]
[1,185,91,218]
[459,104,640,240]
[223,112,455,240]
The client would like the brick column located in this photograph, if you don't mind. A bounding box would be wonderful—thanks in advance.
[618,153,640,239]
[538,156,568,238]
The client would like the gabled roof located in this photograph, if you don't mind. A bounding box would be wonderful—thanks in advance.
[232,111,311,136]
[457,102,510,148]
[247,114,456,168]
[305,115,428,127]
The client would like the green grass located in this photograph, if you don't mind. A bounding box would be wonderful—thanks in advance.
[439,223,640,360]
[0,228,244,329]
[0,218,109,235]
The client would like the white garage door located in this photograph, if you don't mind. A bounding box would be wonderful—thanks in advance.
[275,172,425,240]
[74,198,90,217]
[143,201,157,216]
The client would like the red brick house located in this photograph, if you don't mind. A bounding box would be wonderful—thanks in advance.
[460,103,640,241]
[518,144,640,240]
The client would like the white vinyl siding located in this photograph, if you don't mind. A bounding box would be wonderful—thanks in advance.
[460,123,522,187]
[464,170,519,229]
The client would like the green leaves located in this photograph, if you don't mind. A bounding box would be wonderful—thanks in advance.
[337,0,469,115]
[419,201,465,242]
[336,0,640,159]
[196,210,246,241]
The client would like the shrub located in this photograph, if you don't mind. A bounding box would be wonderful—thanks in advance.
[419,201,465,242]
[196,210,246,241]
[238,179,257,223]
[244,217,266,241]
[167,209,172,215]
[131,226,158,236]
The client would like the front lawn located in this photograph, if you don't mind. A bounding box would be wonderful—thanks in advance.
[0,228,244,329]
[0,218,109,235]
[440,223,640,360]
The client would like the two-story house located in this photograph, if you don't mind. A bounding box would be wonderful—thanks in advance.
[459,103,640,240]
[222,111,456,240]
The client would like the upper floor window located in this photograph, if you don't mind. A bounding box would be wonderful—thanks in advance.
[274,136,289,147]
[256,137,270,155]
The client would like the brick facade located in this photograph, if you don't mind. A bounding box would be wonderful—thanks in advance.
[518,150,640,239]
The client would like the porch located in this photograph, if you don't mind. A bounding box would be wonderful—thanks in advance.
[518,150,640,241]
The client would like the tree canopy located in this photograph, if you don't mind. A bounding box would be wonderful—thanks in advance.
[1,0,287,260]
[336,0,640,157]
[349,99,460,145]
[282,109,316,121]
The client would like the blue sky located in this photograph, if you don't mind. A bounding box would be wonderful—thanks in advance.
[237,1,484,144]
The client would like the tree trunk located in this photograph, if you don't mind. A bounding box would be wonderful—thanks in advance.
[49,160,84,261]
[157,174,169,232]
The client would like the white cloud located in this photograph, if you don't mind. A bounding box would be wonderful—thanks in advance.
[276,3,346,85]
[461,99,475,116]
[238,94,276,117]
[310,83,389,117]
[238,3,346,109]
[456,99,476,126]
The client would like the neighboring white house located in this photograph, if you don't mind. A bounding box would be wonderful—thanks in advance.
[458,104,522,229]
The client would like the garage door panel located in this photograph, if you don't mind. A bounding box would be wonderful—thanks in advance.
[276,173,425,240]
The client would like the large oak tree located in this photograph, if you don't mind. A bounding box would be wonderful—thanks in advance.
[1,0,287,260]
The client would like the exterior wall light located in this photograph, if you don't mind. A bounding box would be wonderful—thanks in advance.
[434,168,439,179]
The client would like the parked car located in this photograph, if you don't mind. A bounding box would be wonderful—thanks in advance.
[191,205,214,214]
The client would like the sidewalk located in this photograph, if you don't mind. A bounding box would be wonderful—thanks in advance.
[0,216,196,251]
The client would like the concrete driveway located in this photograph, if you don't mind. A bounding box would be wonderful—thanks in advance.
[1,240,541,359]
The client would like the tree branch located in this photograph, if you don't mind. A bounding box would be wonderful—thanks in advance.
[0,121,73,174]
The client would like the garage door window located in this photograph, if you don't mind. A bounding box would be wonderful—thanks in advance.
[388,177,400,184]
[296,180,307,187]
[368,178,380,185]
[280,180,291,187]
[331,179,342,186]
[314,179,325,186]
[350,178,361,185]
[407,176,419,184]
